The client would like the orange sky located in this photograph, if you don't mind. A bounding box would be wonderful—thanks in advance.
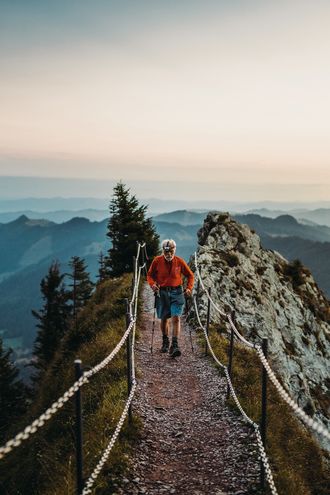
[0,1,329,200]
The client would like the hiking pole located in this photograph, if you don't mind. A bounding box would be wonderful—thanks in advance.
[150,291,158,353]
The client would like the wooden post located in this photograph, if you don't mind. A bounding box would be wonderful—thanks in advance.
[226,313,235,399]
[74,360,84,495]
[125,299,133,422]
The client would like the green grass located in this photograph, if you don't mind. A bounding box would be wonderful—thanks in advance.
[2,274,329,494]
[0,274,142,495]
[200,326,330,495]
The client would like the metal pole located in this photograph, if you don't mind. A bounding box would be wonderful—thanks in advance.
[150,293,157,353]
[74,359,84,495]
[260,338,268,489]
[125,298,133,422]
[226,314,235,399]
[205,288,211,356]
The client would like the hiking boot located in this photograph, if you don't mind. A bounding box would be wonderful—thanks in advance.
[160,335,169,353]
[169,339,181,358]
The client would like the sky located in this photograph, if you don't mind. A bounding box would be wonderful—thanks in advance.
[0,0,329,202]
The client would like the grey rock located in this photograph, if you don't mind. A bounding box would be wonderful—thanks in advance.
[193,212,330,452]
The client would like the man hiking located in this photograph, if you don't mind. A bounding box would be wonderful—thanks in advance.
[147,239,194,358]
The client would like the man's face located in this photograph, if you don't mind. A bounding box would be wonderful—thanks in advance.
[163,247,176,261]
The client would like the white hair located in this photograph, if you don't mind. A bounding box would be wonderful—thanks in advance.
[161,239,176,250]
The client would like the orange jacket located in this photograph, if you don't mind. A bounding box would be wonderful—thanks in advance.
[147,255,194,291]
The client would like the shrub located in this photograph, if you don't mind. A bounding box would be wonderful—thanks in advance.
[284,259,309,288]
[222,252,239,267]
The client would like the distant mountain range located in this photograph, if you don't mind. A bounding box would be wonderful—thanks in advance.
[2,207,329,229]
[153,221,199,261]
[1,209,329,363]
[154,210,330,298]
[1,192,330,217]
[0,215,108,350]
[233,213,330,242]
[154,209,330,229]
[247,208,330,227]
[0,209,109,224]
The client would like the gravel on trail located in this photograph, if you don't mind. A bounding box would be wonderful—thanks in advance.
[115,284,260,495]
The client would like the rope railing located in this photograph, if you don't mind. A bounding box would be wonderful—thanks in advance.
[131,262,145,376]
[0,373,88,459]
[193,298,255,426]
[0,242,145,468]
[81,252,143,493]
[194,251,330,442]
[82,381,137,495]
[3,240,328,495]
[0,318,136,461]
[131,242,145,304]
[193,297,278,495]
[255,345,330,441]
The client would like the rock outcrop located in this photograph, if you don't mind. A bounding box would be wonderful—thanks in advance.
[193,212,330,451]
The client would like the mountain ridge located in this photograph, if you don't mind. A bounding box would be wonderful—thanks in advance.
[193,211,330,452]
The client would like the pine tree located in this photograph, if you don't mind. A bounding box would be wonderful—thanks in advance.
[106,182,159,276]
[67,256,94,328]
[32,261,70,376]
[0,339,26,440]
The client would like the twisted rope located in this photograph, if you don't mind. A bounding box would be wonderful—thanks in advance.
[82,381,137,495]
[195,251,330,442]
[0,243,145,461]
[193,297,278,495]
[81,244,144,492]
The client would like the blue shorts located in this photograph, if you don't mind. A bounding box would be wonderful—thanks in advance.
[156,286,185,320]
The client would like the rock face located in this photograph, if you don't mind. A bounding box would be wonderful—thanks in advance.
[193,212,330,451]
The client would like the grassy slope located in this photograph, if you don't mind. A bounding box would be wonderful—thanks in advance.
[201,326,329,494]
[0,274,141,495]
[2,272,329,494]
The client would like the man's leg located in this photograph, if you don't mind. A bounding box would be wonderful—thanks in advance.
[171,315,180,338]
[161,318,170,336]
[160,318,170,352]
[169,316,181,357]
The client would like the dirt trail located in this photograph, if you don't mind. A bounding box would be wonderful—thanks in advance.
[117,285,260,494]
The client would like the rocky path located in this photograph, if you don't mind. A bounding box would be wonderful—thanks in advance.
[117,285,260,494]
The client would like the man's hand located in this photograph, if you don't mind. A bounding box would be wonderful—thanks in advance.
[152,284,159,293]
[184,288,192,298]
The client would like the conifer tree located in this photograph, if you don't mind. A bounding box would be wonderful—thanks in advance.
[106,182,159,276]
[0,339,26,440]
[67,256,94,329]
[32,261,69,376]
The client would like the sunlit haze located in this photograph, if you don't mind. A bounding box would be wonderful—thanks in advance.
[1,0,329,201]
